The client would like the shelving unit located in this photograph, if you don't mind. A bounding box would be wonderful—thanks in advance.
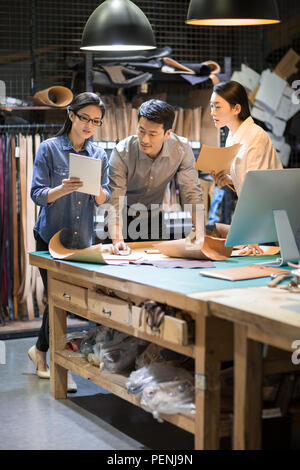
[28,247,235,449]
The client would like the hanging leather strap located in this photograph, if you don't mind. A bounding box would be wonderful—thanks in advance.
[25,135,35,319]
[11,136,20,319]
[33,134,44,316]
[1,138,8,310]
[0,137,7,323]
[17,134,31,317]
[5,136,14,318]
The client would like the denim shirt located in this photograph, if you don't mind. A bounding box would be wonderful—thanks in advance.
[31,134,111,249]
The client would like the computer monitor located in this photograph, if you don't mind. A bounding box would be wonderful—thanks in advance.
[225,169,300,266]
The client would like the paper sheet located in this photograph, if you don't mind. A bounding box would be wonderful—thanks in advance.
[231,65,260,92]
[194,143,241,174]
[255,69,286,114]
[69,152,102,196]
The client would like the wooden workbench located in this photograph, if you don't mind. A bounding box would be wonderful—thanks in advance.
[29,247,297,450]
[203,286,300,449]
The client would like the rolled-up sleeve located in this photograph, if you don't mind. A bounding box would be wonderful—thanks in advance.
[176,143,203,206]
[31,141,51,207]
[108,148,128,227]
[95,151,111,205]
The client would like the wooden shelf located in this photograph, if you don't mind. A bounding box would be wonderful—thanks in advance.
[55,350,196,434]
[55,350,233,437]
[0,106,66,111]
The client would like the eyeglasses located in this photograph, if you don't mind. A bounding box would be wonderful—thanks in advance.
[74,112,103,127]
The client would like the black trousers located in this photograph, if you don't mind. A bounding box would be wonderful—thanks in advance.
[35,235,49,352]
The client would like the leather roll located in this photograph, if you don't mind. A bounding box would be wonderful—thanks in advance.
[32,86,73,107]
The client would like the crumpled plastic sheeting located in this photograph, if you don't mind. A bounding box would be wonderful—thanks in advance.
[141,379,195,421]
[84,326,147,373]
[126,363,195,420]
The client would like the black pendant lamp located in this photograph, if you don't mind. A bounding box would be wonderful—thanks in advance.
[186,0,280,26]
[81,0,156,51]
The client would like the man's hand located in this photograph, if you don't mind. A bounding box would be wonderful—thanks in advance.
[211,170,233,188]
[109,241,131,255]
[238,244,264,256]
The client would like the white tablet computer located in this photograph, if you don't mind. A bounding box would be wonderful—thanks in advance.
[69,153,102,196]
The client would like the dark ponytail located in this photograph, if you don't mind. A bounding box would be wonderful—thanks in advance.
[56,92,105,136]
[213,81,251,121]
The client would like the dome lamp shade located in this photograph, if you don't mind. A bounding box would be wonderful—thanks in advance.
[81,0,156,51]
[186,0,280,26]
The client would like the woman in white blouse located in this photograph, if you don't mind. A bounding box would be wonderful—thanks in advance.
[210,80,282,254]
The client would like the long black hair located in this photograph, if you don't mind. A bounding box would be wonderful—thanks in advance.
[56,92,105,136]
[213,81,251,121]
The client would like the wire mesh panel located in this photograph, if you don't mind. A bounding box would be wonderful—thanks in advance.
[0,0,299,164]
[0,1,298,95]
[0,1,32,102]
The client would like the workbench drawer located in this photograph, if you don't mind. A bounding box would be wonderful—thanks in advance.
[88,290,130,324]
[50,279,88,309]
[132,306,190,345]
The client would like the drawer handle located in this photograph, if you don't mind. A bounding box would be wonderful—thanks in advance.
[102,307,111,316]
[63,293,71,301]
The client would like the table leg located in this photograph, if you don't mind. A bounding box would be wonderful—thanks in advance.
[194,316,222,449]
[234,323,263,449]
[49,298,67,399]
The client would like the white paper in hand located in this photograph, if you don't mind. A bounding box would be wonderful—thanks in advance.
[69,153,101,196]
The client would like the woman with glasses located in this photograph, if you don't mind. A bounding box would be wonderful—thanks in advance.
[28,92,110,391]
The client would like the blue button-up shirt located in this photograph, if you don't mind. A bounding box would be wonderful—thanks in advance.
[31,134,110,249]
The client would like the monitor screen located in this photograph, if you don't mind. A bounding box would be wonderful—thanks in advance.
[225,169,300,266]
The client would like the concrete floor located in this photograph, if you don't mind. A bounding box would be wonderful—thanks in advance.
[1,336,299,450]
[0,337,194,450]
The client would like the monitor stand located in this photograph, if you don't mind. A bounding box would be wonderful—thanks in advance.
[258,210,300,267]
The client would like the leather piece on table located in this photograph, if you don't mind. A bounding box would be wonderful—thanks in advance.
[49,230,144,264]
[32,86,73,107]
[156,236,233,261]
[206,223,231,239]
[49,230,106,263]
[200,265,288,281]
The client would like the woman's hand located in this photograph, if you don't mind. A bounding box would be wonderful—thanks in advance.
[211,170,233,188]
[61,177,83,195]
[238,244,264,256]
[47,177,83,203]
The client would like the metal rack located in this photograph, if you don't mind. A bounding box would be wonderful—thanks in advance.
[0,123,61,133]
